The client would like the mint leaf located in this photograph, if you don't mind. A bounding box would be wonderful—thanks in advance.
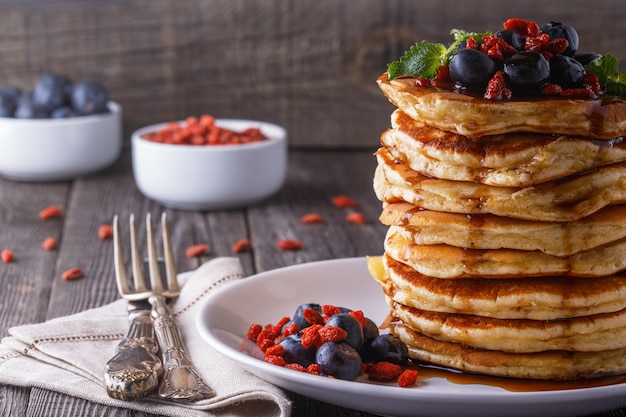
[585,53,626,96]
[387,40,446,80]
[444,30,492,64]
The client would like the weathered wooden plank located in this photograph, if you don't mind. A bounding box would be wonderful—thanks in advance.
[0,0,623,149]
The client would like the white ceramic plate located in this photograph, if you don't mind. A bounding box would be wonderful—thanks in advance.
[196,257,626,417]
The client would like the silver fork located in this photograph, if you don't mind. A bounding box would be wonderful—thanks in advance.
[113,212,215,402]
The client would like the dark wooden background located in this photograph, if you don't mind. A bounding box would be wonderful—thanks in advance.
[0,0,624,149]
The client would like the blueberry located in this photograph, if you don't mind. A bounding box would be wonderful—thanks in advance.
[449,48,498,90]
[494,30,525,50]
[550,55,585,89]
[0,86,21,117]
[503,51,550,93]
[541,21,579,56]
[32,73,73,112]
[14,92,48,119]
[574,53,603,66]
[292,303,322,331]
[361,318,380,347]
[71,79,109,115]
[50,106,76,119]
[315,342,362,381]
[325,313,364,350]
[361,334,409,365]
[279,334,316,367]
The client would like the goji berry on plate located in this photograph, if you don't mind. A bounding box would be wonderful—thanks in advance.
[98,224,113,240]
[39,205,62,220]
[276,239,303,250]
[1,249,14,263]
[42,237,57,251]
[332,195,358,208]
[62,267,84,281]
[367,361,403,381]
[231,238,251,253]
[185,244,209,257]
[397,369,419,387]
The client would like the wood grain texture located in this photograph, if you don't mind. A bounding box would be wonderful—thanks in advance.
[0,0,624,148]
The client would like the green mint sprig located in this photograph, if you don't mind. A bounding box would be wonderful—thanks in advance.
[585,53,626,97]
[386,29,491,81]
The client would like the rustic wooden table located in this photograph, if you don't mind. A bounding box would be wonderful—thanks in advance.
[0,146,625,417]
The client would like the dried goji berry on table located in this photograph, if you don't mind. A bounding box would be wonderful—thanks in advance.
[332,195,358,208]
[231,238,251,253]
[276,239,303,250]
[42,237,57,251]
[346,212,366,224]
[300,213,325,224]
[397,369,419,387]
[1,249,14,263]
[62,267,84,281]
[39,205,62,220]
[98,224,113,240]
[185,244,209,257]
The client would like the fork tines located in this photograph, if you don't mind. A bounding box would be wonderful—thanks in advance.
[113,213,179,300]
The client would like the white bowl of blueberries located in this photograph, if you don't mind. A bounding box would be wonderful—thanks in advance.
[0,73,122,181]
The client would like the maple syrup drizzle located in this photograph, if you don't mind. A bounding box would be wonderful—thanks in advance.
[412,362,626,392]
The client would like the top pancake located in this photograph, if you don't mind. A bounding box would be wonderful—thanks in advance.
[377,73,626,139]
[384,109,626,187]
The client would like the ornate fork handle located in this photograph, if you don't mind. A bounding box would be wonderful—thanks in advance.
[149,294,215,402]
[104,310,162,401]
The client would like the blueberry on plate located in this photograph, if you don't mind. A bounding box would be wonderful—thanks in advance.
[316,341,362,381]
[14,92,48,119]
[32,72,73,112]
[549,55,585,89]
[325,313,364,350]
[361,334,409,365]
[503,51,550,93]
[71,79,109,115]
[279,334,316,367]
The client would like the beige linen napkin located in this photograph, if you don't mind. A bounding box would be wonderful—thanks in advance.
[0,257,291,417]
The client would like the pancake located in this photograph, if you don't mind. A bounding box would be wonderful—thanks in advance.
[391,301,626,353]
[374,146,626,222]
[383,109,626,187]
[379,202,626,257]
[368,255,626,320]
[384,228,626,278]
[377,73,626,140]
[391,323,626,380]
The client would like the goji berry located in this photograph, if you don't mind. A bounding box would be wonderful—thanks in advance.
[62,267,84,281]
[349,310,367,327]
[231,238,251,253]
[300,213,325,224]
[42,237,57,251]
[39,205,62,220]
[300,324,323,349]
[346,212,366,224]
[502,18,529,35]
[484,71,512,100]
[306,364,321,375]
[286,363,308,372]
[367,361,403,381]
[583,73,602,95]
[273,316,291,334]
[332,195,358,208]
[186,244,209,257]
[1,249,14,263]
[397,369,419,387]
[264,355,285,367]
[264,344,285,359]
[246,323,262,341]
[303,308,325,326]
[322,304,342,317]
[257,338,274,352]
[282,322,298,337]
[98,224,113,240]
[276,239,303,250]
[318,325,348,344]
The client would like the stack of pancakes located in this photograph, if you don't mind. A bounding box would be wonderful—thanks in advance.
[368,74,626,380]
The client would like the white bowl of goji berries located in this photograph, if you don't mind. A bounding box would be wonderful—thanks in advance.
[131,116,288,210]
